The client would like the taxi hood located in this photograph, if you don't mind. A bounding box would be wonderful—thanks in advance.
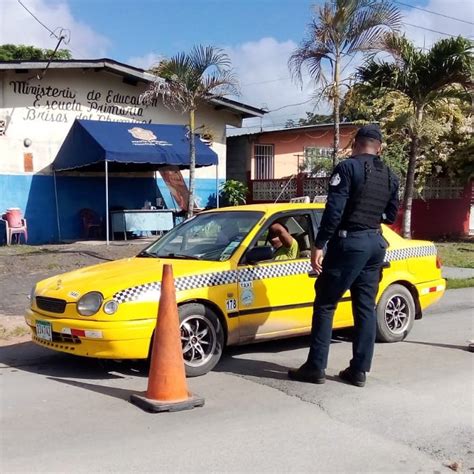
[35,256,230,301]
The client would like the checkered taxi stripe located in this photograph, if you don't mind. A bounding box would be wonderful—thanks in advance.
[384,244,436,262]
[114,281,162,303]
[113,245,436,303]
[113,270,239,303]
[238,260,312,282]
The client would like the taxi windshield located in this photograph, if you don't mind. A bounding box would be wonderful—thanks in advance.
[140,211,263,261]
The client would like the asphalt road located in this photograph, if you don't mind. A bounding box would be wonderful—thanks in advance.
[1,288,473,473]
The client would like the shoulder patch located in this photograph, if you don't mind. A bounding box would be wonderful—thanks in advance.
[329,173,341,186]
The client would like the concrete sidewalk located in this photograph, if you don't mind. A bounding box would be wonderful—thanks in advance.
[442,266,474,279]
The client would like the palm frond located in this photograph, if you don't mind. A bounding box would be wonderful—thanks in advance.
[141,44,238,113]
[423,37,473,93]
[189,45,231,75]
[345,1,402,53]
[198,70,240,98]
[359,34,474,111]
[289,42,332,86]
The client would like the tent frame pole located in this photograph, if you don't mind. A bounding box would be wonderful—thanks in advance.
[216,160,219,208]
[53,171,62,242]
[105,160,109,245]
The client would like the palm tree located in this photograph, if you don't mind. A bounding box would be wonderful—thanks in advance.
[289,0,401,169]
[142,45,239,217]
[358,35,473,237]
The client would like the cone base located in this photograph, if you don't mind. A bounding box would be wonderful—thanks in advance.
[130,392,205,413]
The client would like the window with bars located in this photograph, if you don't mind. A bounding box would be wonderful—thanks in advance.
[254,144,274,179]
[304,147,332,160]
[301,147,333,176]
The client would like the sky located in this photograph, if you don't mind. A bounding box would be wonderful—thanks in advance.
[1,0,473,129]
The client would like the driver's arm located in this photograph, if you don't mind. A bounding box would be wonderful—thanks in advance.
[272,223,293,248]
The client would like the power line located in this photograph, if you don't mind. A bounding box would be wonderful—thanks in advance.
[402,22,459,38]
[395,0,474,26]
[268,98,314,112]
[242,75,292,86]
[242,53,358,87]
[242,73,311,87]
[15,0,90,59]
[17,0,59,38]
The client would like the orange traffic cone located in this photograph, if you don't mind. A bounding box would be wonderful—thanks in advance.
[130,264,204,412]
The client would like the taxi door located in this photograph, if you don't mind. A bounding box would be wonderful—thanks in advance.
[236,212,316,342]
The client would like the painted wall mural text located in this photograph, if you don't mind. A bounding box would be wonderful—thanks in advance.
[9,81,161,124]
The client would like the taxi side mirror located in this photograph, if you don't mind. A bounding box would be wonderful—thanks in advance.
[245,246,273,264]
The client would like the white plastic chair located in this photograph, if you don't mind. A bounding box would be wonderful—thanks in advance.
[1,216,28,245]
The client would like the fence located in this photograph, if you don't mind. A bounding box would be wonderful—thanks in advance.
[249,175,329,203]
[250,175,467,203]
[249,175,472,238]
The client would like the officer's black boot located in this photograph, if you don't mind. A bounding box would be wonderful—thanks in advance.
[338,367,366,387]
[288,362,326,384]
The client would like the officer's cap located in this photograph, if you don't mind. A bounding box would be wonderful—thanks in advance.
[355,124,382,143]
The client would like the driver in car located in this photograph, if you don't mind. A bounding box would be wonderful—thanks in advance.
[268,222,299,260]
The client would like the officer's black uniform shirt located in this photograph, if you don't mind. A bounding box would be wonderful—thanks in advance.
[315,154,399,249]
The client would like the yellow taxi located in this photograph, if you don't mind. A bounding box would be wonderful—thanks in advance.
[25,203,445,376]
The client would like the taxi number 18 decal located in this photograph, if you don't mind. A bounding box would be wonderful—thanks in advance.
[226,298,237,311]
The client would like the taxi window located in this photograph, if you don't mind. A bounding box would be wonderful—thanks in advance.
[249,214,314,260]
[141,211,263,261]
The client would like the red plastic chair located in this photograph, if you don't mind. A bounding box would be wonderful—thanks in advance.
[1,208,28,245]
[79,208,102,239]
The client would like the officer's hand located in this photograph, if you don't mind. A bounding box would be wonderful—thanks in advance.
[311,248,324,274]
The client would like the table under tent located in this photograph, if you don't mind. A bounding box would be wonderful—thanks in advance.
[52,119,219,244]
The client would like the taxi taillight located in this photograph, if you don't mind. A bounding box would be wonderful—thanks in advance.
[436,256,442,269]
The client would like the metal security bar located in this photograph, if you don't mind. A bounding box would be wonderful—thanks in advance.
[254,144,274,179]
[418,178,464,200]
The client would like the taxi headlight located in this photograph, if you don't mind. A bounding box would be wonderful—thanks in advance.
[103,300,119,315]
[77,292,103,316]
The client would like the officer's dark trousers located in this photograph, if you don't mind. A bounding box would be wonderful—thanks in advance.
[307,230,387,372]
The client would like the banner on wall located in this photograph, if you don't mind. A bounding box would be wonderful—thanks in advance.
[159,167,191,211]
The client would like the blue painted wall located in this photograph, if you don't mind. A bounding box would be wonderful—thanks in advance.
[0,174,224,244]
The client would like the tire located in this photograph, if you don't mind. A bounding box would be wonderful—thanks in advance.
[376,284,416,342]
[179,303,224,377]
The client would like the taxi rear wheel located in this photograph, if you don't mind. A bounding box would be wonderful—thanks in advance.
[376,284,415,342]
[179,303,224,377]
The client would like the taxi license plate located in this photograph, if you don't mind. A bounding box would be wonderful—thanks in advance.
[36,321,52,341]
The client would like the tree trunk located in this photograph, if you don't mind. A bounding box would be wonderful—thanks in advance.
[187,108,196,218]
[402,107,423,238]
[332,55,340,171]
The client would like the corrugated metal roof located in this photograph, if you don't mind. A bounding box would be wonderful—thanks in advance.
[226,121,360,138]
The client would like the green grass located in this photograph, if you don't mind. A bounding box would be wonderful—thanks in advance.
[446,277,474,289]
[0,324,30,340]
[435,242,474,268]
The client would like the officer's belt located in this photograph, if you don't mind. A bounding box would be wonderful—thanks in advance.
[337,228,381,238]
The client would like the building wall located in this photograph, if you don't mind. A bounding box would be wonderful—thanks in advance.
[0,68,240,243]
[250,125,357,178]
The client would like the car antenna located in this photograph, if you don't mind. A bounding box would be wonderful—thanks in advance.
[274,174,296,203]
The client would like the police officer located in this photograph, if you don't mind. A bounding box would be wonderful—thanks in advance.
[288,124,399,387]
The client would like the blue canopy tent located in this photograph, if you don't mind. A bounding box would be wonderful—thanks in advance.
[52,119,218,244]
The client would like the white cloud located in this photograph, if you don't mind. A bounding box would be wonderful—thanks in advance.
[225,37,327,131]
[130,37,325,131]
[0,0,111,58]
[227,2,474,131]
[127,52,163,70]
[402,0,474,49]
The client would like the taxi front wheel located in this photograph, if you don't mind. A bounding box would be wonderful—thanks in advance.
[376,284,415,342]
[179,303,224,377]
